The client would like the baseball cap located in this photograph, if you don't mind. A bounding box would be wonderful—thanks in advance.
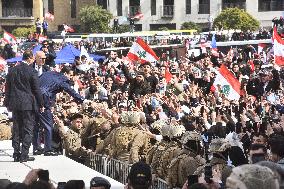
[90,177,111,189]
[128,161,152,186]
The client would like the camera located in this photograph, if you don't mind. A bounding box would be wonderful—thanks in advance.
[38,169,49,182]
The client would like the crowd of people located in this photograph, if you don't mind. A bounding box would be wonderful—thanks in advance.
[0,24,284,189]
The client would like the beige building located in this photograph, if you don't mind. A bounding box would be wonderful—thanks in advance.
[0,0,96,32]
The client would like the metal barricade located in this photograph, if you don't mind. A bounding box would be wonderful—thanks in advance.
[106,158,132,184]
[88,154,169,188]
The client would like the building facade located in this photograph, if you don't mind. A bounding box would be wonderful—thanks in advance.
[107,0,284,31]
[0,0,283,33]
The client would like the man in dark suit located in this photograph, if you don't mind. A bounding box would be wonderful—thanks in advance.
[33,66,85,156]
[4,50,44,162]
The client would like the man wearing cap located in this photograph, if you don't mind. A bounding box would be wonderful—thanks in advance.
[127,161,152,189]
[128,71,151,100]
[55,113,92,164]
[90,177,111,189]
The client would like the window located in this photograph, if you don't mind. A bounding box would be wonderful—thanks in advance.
[71,0,76,18]
[186,0,191,14]
[151,0,157,15]
[258,0,284,11]
[97,0,108,9]
[222,0,246,10]
[199,0,210,14]
[117,0,122,16]
[48,0,54,14]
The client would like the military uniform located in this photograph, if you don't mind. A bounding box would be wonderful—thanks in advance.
[166,131,206,188]
[0,114,11,141]
[81,115,111,151]
[156,124,186,179]
[58,125,89,163]
[96,111,151,164]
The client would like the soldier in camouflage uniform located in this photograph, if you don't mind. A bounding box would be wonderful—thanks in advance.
[95,111,151,164]
[56,113,92,164]
[156,123,186,179]
[146,120,170,175]
[81,115,112,151]
[166,131,206,188]
[0,114,12,140]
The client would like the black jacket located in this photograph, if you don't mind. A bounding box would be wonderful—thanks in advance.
[4,62,43,111]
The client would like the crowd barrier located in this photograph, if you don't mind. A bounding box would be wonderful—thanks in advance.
[88,153,168,189]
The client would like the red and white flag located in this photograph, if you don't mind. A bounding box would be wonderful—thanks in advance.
[0,56,7,71]
[3,31,17,44]
[258,43,266,54]
[44,12,54,21]
[133,12,144,20]
[64,25,75,33]
[213,64,241,100]
[127,38,159,63]
[200,39,207,54]
[273,27,284,66]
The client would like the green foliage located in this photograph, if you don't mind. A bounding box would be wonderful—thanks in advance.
[79,5,113,33]
[213,8,260,31]
[12,26,36,37]
[158,27,169,31]
[114,25,131,33]
[180,22,201,32]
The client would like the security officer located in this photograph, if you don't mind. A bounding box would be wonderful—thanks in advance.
[95,111,151,164]
[81,116,112,151]
[33,66,85,156]
[166,131,206,188]
[55,113,92,164]
[156,123,185,179]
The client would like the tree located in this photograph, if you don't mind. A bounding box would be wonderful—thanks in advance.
[79,5,113,33]
[12,26,36,37]
[213,8,260,31]
[181,22,202,32]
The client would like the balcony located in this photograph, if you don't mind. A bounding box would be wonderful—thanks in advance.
[199,4,210,14]
[162,5,174,17]
[223,2,246,10]
[2,8,33,17]
[129,6,141,17]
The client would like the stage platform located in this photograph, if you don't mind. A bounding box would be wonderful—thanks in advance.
[0,140,124,188]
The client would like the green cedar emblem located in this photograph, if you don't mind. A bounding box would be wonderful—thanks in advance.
[222,85,230,96]
[137,50,146,59]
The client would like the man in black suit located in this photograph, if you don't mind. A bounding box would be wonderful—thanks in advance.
[4,50,44,162]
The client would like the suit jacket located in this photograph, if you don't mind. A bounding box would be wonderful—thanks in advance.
[4,62,44,111]
[39,71,84,107]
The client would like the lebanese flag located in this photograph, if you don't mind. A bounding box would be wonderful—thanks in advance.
[0,56,7,71]
[258,43,266,54]
[213,64,241,100]
[3,31,17,44]
[127,38,159,63]
[64,25,75,33]
[273,26,284,66]
[133,12,144,20]
[45,12,54,21]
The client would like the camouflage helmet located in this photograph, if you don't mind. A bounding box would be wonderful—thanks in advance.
[209,138,231,153]
[226,164,279,189]
[160,123,171,137]
[168,124,186,139]
[0,114,8,124]
[120,111,141,125]
[181,131,202,144]
[151,119,168,132]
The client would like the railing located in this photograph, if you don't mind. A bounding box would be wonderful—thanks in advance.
[223,2,246,10]
[88,153,169,188]
[198,3,210,14]
[162,5,174,17]
[129,6,141,17]
[2,8,33,17]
